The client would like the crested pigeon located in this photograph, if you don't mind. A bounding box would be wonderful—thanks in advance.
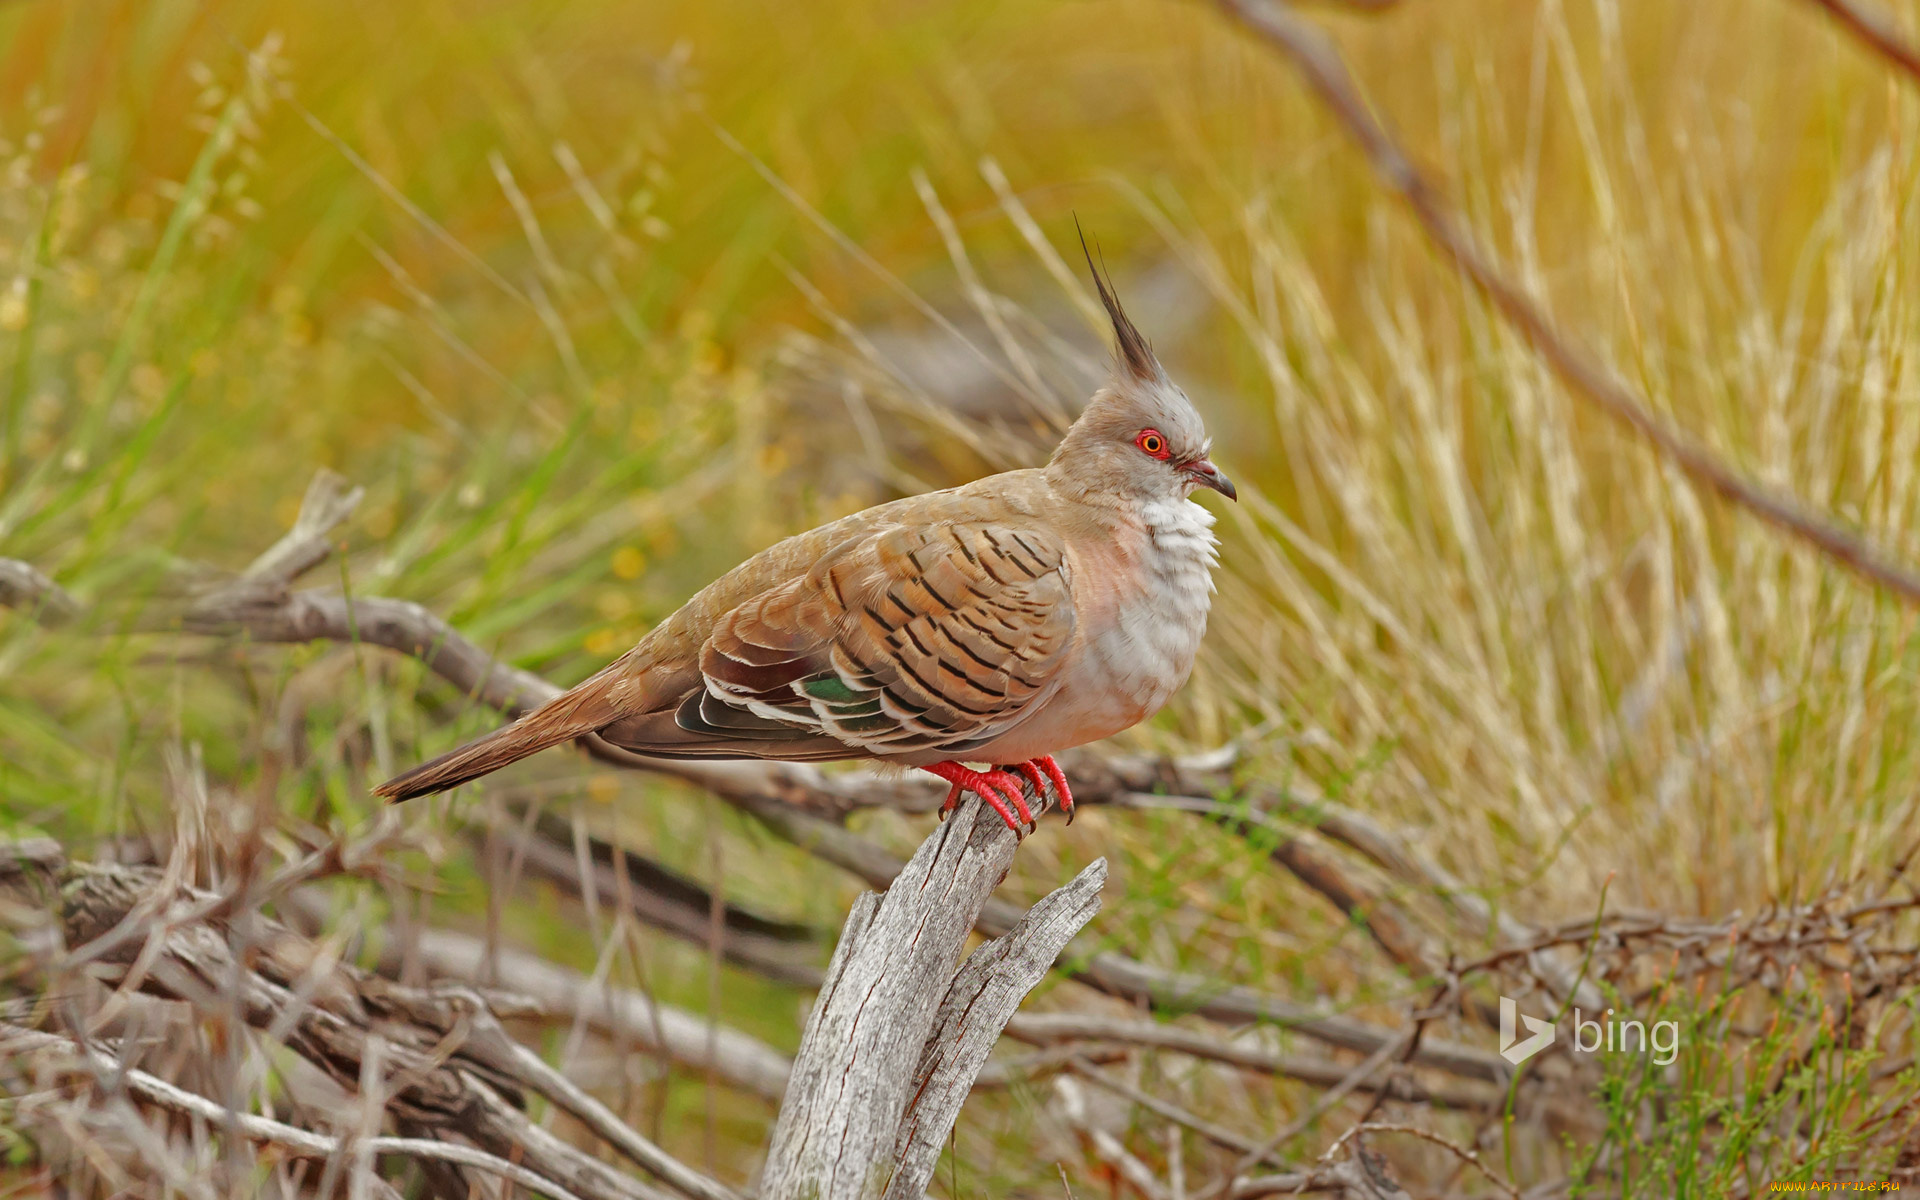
[376,251,1235,835]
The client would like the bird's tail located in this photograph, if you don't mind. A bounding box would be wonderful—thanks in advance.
[374,662,631,802]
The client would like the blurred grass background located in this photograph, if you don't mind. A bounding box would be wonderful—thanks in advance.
[6,0,1920,1189]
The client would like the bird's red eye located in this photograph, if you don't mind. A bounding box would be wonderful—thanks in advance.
[1136,429,1170,459]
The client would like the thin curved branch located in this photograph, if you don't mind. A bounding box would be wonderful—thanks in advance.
[1214,0,1920,606]
[1804,0,1920,81]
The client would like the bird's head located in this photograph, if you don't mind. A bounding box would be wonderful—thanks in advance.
[1048,240,1235,507]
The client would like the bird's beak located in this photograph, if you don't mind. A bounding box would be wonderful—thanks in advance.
[1184,458,1237,502]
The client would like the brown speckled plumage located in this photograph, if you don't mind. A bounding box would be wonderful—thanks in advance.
[376,255,1234,833]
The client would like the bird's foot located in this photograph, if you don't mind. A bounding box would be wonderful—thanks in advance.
[922,761,1034,836]
[1008,756,1075,825]
[1034,755,1075,824]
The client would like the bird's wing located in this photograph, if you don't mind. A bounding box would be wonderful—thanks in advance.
[607,521,1076,761]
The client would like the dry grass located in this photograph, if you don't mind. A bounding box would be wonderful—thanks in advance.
[6,0,1920,1193]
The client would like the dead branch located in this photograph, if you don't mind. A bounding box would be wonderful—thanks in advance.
[0,557,78,624]
[759,774,1106,1199]
[2,1024,592,1200]
[488,805,825,987]
[1213,0,1920,607]
[740,794,1509,1083]
[1002,1012,1505,1112]
[883,856,1107,1197]
[1803,0,1920,81]
[241,468,366,586]
[3,847,728,1200]
[311,894,1514,1114]
[291,900,797,1102]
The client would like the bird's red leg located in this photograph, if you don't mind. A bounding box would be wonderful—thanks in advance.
[921,762,1032,835]
[1034,755,1075,824]
[937,780,965,819]
[1011,762,1049,829]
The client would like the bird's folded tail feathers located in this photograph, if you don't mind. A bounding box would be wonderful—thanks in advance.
[373,665,630,802]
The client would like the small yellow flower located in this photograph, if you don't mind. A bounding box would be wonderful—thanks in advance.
[584,628,621,656]
[611,546,646,580]
[0,278,27,331]
[131,363,167,401]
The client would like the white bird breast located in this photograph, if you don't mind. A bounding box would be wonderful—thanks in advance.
[1077,497,1220,734]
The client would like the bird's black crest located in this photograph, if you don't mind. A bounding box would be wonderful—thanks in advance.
[1076,220,1160,383]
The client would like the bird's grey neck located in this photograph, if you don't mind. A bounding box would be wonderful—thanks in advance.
[1050,475,1187,522]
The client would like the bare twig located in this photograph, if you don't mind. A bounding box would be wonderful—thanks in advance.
[364,991,741,1200]
[242,468,366,585]
[489,805,824,987]
[336,909,796,1102]
[1804,0,1920,81]
[8,856,720,1200]
[4,1023,593,1200]
[0,558,79,625]
[1325,1122,1519,1200]
[1065,1054,1297,1169]
[1214,0,1920,607]
[1003,1011,1504,1112]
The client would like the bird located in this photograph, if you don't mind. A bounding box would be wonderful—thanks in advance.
[375,248,1235,837]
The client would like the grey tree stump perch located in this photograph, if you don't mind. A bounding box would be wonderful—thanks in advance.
[760,791,1106,1200]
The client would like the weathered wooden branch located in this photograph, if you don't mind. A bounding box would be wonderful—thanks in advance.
[760,781,1106,1200]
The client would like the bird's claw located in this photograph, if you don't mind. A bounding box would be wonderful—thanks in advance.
[1012,761,1049,832]
[926,763,1032,837]
[1006,756,1076,826]
[924,758,1074,837]
[1035,754,1075,824]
